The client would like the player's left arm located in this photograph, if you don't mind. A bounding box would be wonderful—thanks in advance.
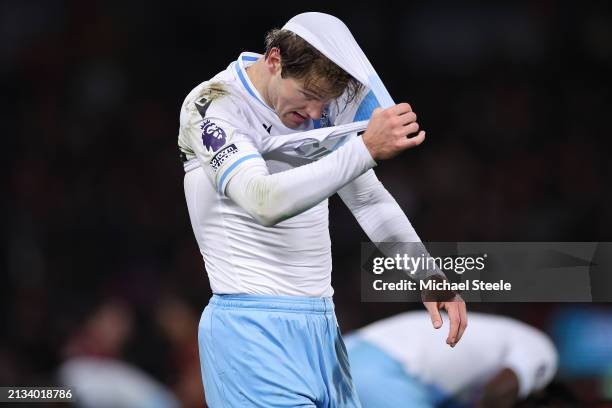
[338,171,467,347]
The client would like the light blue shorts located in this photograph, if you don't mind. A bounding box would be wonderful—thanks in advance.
[198,294,361,407]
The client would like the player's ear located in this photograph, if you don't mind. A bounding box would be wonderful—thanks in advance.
[265,47,282,75]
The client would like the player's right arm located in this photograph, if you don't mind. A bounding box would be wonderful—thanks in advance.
[227,103,424,226]
[226,135,373,226]
[181,95,423,226]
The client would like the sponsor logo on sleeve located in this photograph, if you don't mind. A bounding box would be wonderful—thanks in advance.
[210,144,238,171]
[201,119,227,152]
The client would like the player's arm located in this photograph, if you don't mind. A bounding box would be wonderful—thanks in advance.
[336,90,424,242]
[338,171,467,346]
[338,170,421,243]
[500,326,558,400]
[224,103,424,226]
[226,135,373,226]
[477,368,520,408]
[336,92,425,243]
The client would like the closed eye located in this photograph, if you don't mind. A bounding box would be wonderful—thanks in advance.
[301,91,319,101]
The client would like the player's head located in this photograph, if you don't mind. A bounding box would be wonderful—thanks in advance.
[263,29,362,128]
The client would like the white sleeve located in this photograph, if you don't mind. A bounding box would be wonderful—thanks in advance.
[226,135,376,226]
[179,90,377,226]
[338,171,444,280]
[337,170,420,242]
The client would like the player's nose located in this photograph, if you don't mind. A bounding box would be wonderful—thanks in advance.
[304,101,324,120]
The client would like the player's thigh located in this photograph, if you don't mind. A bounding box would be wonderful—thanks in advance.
[199,305,318,407]
[198,305,231,406]
[325,325,362,408]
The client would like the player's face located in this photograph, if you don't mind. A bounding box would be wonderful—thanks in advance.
[269,74,333,129]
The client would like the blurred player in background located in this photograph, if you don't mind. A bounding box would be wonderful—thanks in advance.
[178,12,467,407]
[345,312,559,408]
[58,299,181,408]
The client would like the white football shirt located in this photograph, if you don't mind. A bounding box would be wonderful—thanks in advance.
[178,52,379,296]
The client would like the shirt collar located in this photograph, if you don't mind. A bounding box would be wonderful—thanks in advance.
[234,52,274,112]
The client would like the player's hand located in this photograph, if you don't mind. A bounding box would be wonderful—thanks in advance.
[362,103,425,160]
[423,292,467,348]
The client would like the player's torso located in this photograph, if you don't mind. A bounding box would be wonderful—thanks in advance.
[181,52,342,297]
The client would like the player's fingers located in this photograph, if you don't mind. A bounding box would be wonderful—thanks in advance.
[397,111,417,126]
[402,121,420,136]
[445,303,461,347]
[398,130,425,149]
[423,301,442,329]
[387,102,412,116]
[456,301,468,344]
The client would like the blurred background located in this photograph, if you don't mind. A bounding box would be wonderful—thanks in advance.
[2,0,611,406]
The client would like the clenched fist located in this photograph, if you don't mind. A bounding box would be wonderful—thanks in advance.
[362,103,425,160]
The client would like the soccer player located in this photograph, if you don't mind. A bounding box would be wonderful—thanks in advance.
[178,12,467,407]
[345,312,558,408]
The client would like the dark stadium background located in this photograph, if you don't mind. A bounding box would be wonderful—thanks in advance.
[2,1,611,406]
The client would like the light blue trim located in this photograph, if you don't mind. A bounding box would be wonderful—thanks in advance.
[367,74,394,108]
[234,62,273,112]
[241,55,259,62]
[217,154,260,193]
[353,90,380,121]
[235,64,264,104]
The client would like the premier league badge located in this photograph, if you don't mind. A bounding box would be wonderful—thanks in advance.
[201,119,227,152]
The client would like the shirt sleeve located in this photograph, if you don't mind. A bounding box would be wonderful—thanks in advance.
[338,170,420,242]
[179,94,262,193]
[338,171,445,281]
[226,135,376,227]
[179,87,378,227]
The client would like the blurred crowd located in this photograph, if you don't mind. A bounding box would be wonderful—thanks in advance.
[1,1,611,406]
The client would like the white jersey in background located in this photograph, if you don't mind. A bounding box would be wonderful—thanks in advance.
[355,311,558,398]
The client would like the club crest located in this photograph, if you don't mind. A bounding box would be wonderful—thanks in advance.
[320,107,332,128]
